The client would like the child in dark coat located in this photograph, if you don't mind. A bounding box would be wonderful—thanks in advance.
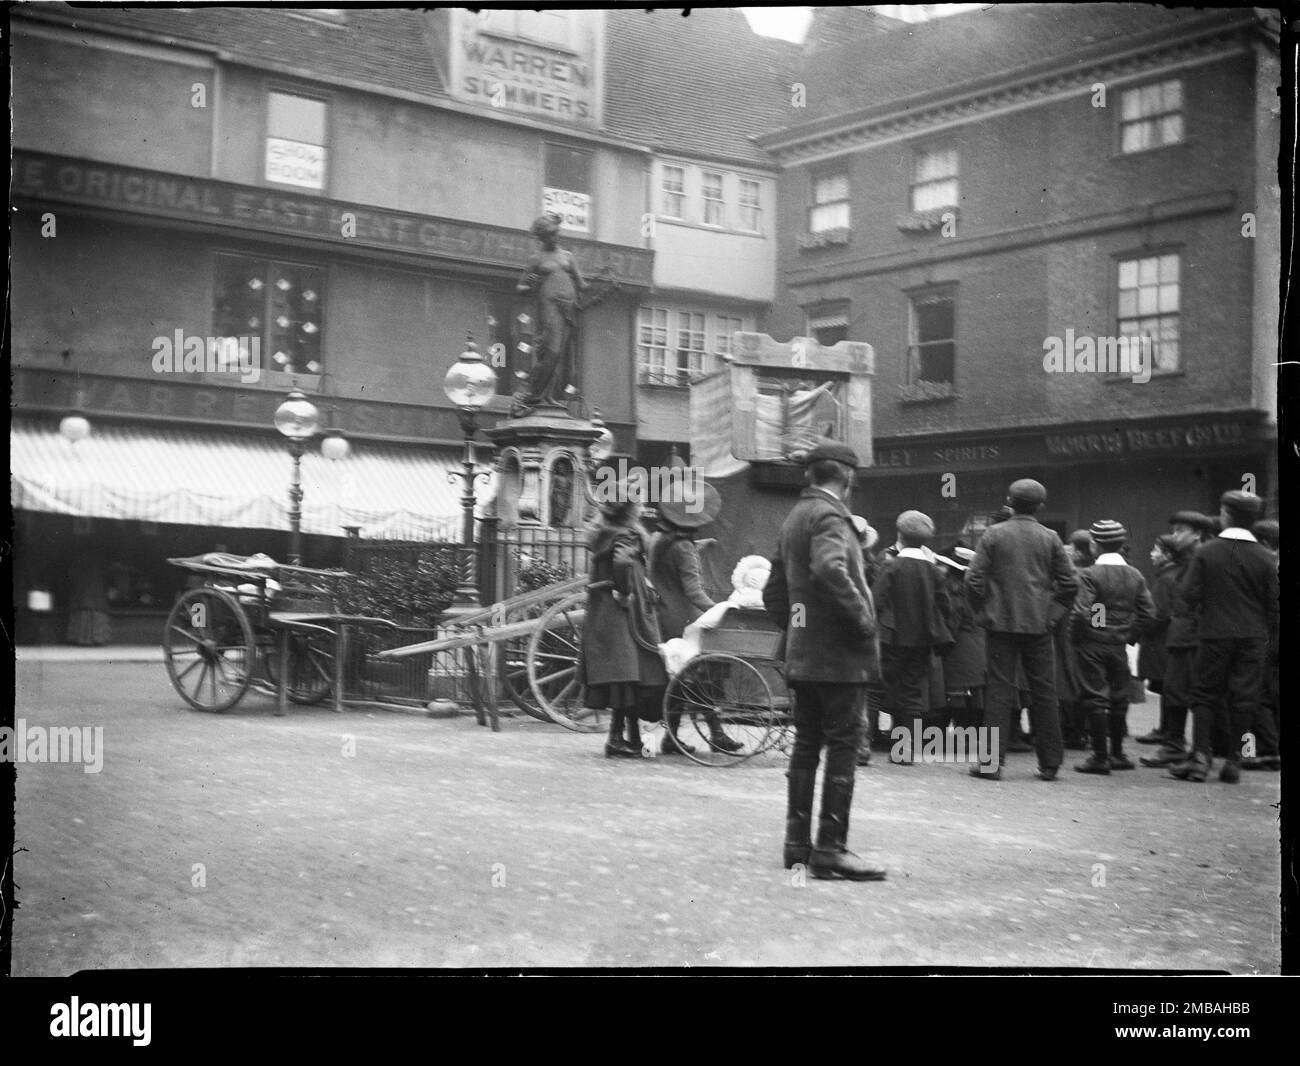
[1072,520,1156,775]
[872,511,953,764]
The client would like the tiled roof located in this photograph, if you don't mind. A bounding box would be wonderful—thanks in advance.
[19,4,450,101]
[21,4,800,164]
[769,4,1255,136]
[602,8,801,167]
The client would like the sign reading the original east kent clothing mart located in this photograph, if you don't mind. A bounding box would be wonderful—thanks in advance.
[11,151,650,285]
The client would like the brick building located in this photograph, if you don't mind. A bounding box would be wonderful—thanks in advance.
[10,6,655,641]
[756,4,1280,559]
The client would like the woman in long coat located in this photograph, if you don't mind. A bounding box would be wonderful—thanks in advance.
[582,497,668,758]
[649,484,742,755]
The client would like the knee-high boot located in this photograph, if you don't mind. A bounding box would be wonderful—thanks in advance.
[783,767,817,869]
[605,709,640,759]
[1075,709,1111,774]
[624,710,643,754]
[809,775,887,881]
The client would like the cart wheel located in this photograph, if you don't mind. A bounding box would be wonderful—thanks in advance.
[164,587,255,712]
[499,607,550,721]
[663,652,781,766]
[527,592,602,732]
[263,630,338,705]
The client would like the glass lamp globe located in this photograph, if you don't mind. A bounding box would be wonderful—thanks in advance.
[274,389,321,440]
[321,430,350,461]
[442,337,497,409]
[59,413,92,443]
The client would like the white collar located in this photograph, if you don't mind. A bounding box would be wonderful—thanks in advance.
[897,546,935,562]
[1219,527,1258,542]
[1094,552,1127,566]
[809,485,844,504]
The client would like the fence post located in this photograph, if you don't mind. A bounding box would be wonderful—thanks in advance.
[478,515,499,605]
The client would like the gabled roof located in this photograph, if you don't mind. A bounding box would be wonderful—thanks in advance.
[602,7,801,168]
[766,4,1260,140]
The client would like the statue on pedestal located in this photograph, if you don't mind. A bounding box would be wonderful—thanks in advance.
[511,214,586,417]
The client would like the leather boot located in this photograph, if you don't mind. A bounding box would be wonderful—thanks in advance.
[809,775,886,881]
[705,711,743,753]
[625,713,644,755]
[661,711,696,755]
[1168,751,1210,781]
[783,767,816,869]
[604,709,640,759]
[1075,710,1111,774]
[1139,741,1186,767]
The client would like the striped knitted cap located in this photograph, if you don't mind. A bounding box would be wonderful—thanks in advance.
[1089,519,1127,544]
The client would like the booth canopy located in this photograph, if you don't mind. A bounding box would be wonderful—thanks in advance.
[11,418,483,541]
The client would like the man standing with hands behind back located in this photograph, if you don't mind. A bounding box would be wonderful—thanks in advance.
[764,443,886,882]
[965,478,1078,780]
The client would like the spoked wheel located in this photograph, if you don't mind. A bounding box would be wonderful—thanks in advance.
[662,652,781,766]
[527,592,601,732]
[263,629,338,705]
[164,587,255,712]
[499,607,550,722]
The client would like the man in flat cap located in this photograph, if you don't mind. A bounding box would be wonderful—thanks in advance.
[1169,491,1278,783]
[764,443,886,880]
[964,478,1078,779]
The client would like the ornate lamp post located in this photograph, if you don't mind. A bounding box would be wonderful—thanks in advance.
[442,334,497,608]
[274,389,322,565]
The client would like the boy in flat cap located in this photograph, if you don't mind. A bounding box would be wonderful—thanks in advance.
[1170,491,1278,782]
[872,510,952,764]
[764,443,886,881]
[1071,520,1156,774]
[965,478,1078,779]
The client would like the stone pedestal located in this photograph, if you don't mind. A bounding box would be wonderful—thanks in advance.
[484,411,603,529]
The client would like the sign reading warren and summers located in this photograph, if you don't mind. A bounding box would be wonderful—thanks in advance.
[449,10,604,127]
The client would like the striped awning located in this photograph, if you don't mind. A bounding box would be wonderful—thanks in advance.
[11,418,486,541]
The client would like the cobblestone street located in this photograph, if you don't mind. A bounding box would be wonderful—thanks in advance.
[11,659,1281,973]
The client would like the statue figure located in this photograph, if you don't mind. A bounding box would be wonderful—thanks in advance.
[512,214,586,416]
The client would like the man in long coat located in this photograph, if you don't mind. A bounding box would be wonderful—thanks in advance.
[964,478,1078,780]
[764,443,886,881]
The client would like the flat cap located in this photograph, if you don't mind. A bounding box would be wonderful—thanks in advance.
[1007,478,1047,504]
[1089,518,1127,544]
[1168,509,1213,532]
[896,510,935,540]
[1253,518,1279,549]
[1219,490,1263,521]
[803,442,860,468]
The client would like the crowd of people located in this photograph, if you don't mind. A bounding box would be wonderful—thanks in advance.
[577,445,1280,881]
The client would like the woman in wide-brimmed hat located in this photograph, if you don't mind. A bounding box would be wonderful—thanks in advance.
[649,482,743,755]
[582,491,668,758]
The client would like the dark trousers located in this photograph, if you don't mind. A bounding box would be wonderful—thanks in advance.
[1190,638,1268,761]
[789,682,865,785]
[1075,641,1131,755]
[985,631,1062,770]
[881,644,932,740]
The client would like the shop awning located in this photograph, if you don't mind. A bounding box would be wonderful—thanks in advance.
[11,418,485,541]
